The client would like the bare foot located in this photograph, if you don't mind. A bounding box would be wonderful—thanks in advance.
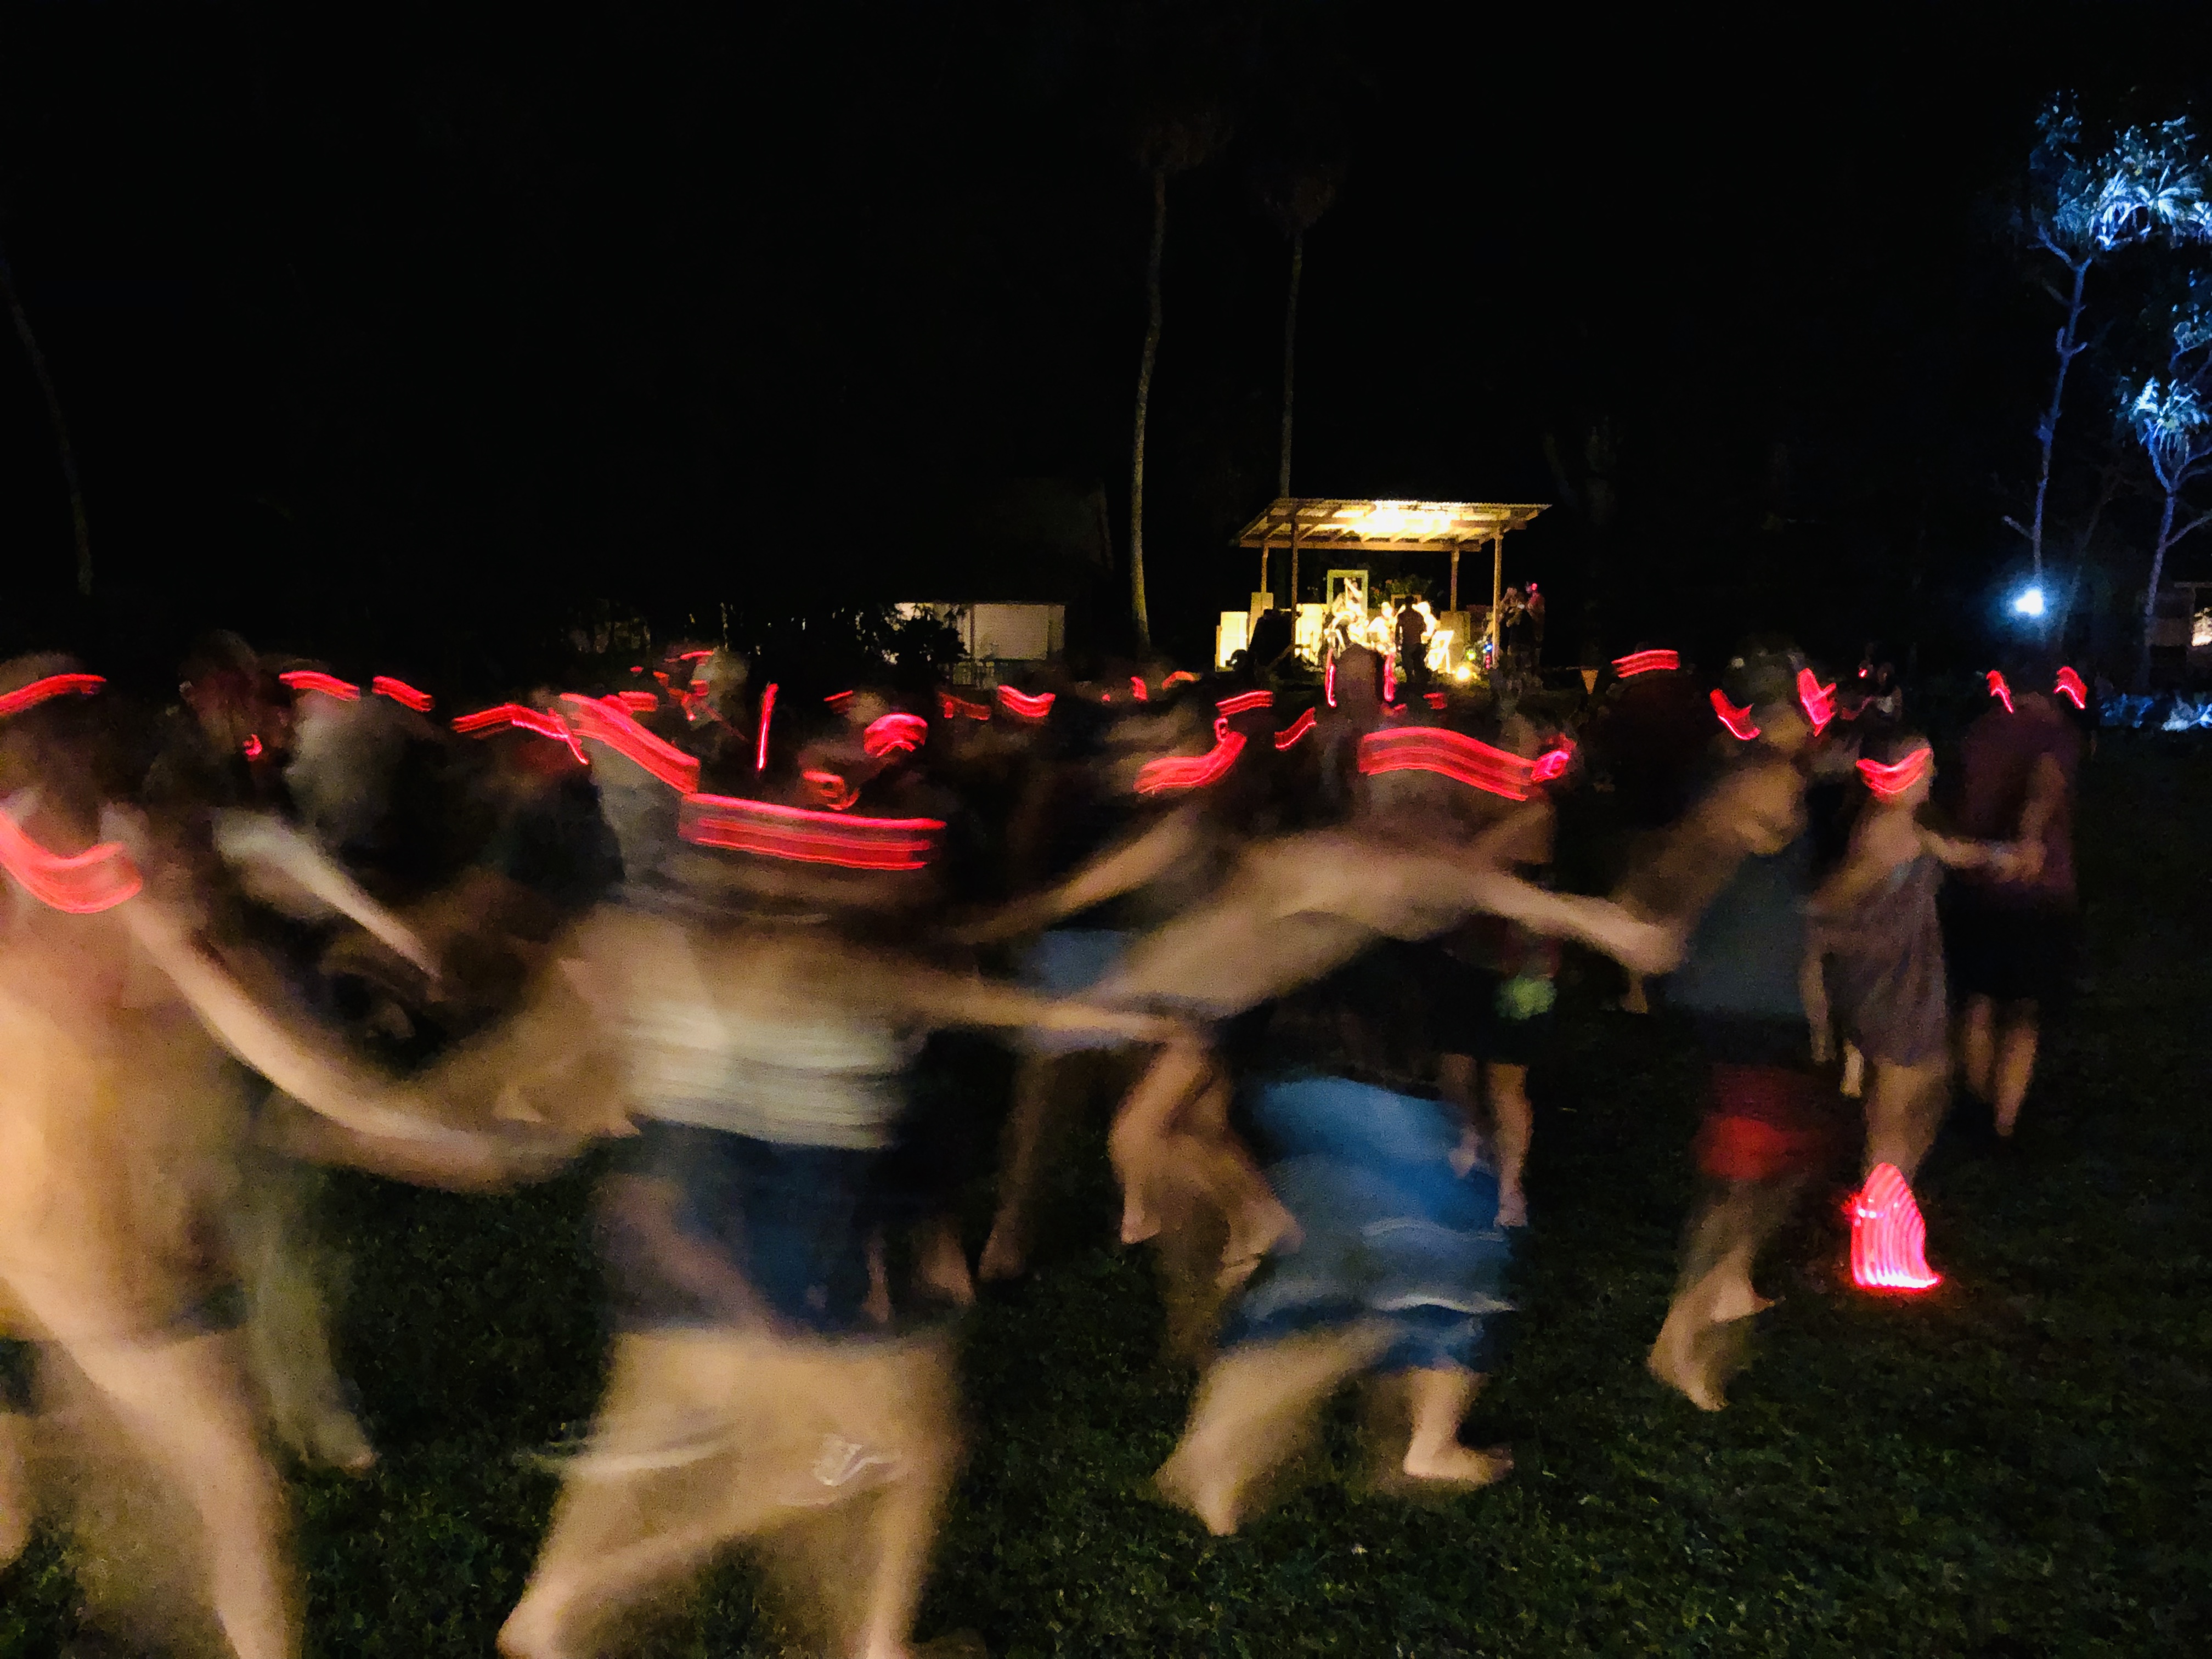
[1155,1457,1239,1536]
[1706,1279,1774,1325]
[1647,1334,1727,1412]
[1221,1198,1299,1273]
[498,1590,578,1659]
[977,1224,1026,1283]
[1401,1441,1513,1486]
[1120,1198,1161,1246]
[1495,1188,1528,1229]
[917,1224,977,1308]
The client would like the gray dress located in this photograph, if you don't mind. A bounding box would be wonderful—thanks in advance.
[1820,854,1949,1067]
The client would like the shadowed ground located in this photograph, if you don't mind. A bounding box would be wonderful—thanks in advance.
[3,743,2206,1657]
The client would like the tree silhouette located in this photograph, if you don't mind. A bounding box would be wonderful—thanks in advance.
[1127,106,1232,653]
[0,236,91,597]
[2122,287,2212,687]
[1259,159,1342,504]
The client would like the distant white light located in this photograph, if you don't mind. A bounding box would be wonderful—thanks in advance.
[2012,585,2047,618]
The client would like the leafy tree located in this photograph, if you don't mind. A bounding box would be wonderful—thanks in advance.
[2121,287,2212,687]
[2011,100,2212,584]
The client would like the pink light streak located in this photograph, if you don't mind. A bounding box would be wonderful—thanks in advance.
[1215,689,1274,716]
[1135,718,1246,795]
[279,670,359,702]
[1797,668,1837,734]
[863,713,928,758]
[1611,650,1678,678]
[452,703,589,764]
[1857,747,1932,801]
[558,695,701,791]
[997,685,1056,719]
[1272,707,1318,750]
[1711,689,1760,741]
[0,673,104,719]
[1985,670,2015,714]
[0,809,143,913]
[755,682,777,772]
[1356,727,1534,800]
[371,676,435,712]
[678,793,944,870]
[2055,665,2087,709]
[1848,1163,1940,1291]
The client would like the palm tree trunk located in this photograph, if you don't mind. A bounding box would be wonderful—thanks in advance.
[0,243,92,597]
[1278,226,1303,500]
[2137,488,2179,692]
[2028,255,2090,584]
[1130,168,1166,654]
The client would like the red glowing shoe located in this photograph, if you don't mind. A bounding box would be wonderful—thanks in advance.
[1848,1163,1940,1293]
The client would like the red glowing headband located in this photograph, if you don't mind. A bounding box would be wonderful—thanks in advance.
[824,690,855,708]
[1356,727,1533,800]
[1797,668,1836,734]
[0,809,143,913]
[1324,656,1338,708]
[862,713,928,759]
[1985,670,2014,714]
[0,673,104,719]
[1856,747,1932,801]
[1272,707,1318,750]
[1532,739,1575,782]
[997,685,1056,719]
[940,691,991,721]
[371,676,434,713]
[1424,692,1448,710]
[2055,665,2086,709]
[801,769,860,811]
[615,690,659,714]
[1215,689,1274,716]
[1611,650,1678,678]
[1711,689,1760,741]
[279,670,360,702]
[676,649,714,662]
[558,694,702,792]
[452,703,587,763]
[1129,676,1149,702]
[1135,718,1246,795]
[678,793,943,870]
[1163,670,1200,688]
[242,734,264,759]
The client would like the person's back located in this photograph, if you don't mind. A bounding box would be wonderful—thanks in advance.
[1953,693,2080,910]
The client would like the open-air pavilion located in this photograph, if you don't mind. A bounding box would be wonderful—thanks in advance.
[1229,497,1548,667]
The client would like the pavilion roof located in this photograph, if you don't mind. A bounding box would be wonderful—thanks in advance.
[1233,498,1547,552]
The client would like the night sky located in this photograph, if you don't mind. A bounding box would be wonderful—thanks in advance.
[4,2,2211,685]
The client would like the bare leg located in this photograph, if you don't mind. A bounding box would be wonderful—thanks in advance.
[1107,1041,1210,1244]
[1486,1062,1533,1228]
[57,1327,295,1659]
[1400,1368,1511,1485]
[913,1215,975,1308]
[1649,1177,1796,1412]
[1438,1052,1481,1175]
[234,1156,374,1473]
[1863,1060,1948,1181]
[1111,1042,1293,1270]
[0,1409,30,1568]
[1991,1001,2040,1137]
[979,1053,1061,1281]
[1155,1325,1389,1536]
[1959,995,1996,1104]
[1620,971,1650,1015]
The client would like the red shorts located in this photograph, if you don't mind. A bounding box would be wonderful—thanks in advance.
[1694,1062,1833,1182]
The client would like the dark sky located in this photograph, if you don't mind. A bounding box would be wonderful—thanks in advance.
[3,2,2210,682]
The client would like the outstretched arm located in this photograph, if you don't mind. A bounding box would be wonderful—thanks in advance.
[953,808,1197,943]
[212,810,439,976]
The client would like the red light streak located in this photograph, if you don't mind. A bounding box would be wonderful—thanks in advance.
[862,713,928,758]
[801,769,860,810]
[1848,1163,1939,1291]
[678,793,943,870]
[677,649,714,662]
[0,809,143,913]
[1272,708,1318,750]
[371,676,435,712]
[1135,718,1246,795]
[1611,650,1678,678]
[1324,656,1337,708]
[997,685,1056,719]
[242,734,264,759]
[1424,692,1448,710]
[1163,670,1200,687]
[1856,747,1932,801]
[824,690,855,708]
[1532,740,1575,782]
[616,690,660,713]
[939,691,991,720]
[1711,689,1760,741]
[1383,656,1396,702]
[1128,676,1150,702]
[1215,689,1274,716]
[1985,670,2014,714]
[558,695,701,791]
[452,703,588,763]
[0,673,104,719]
[755,682,777,772]
[1356,727,1534,800]
[2055,665,2087,709]
[279,670,359,702]
[1796,668,1836,733]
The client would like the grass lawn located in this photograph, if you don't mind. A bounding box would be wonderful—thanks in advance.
[4,743,2208,1656]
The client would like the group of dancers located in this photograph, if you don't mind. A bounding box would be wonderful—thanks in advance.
[0,625,2083,1658]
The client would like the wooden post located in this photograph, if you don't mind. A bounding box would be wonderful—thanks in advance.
[1258,539,1270,601]
[1290,516,1302,613]
[1449,542,1460,613]
[1489,532,1504,667]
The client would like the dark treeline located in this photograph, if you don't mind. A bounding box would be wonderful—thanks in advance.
[3,3,2211,687]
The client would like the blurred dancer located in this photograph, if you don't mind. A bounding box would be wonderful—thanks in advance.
[1943,655,2083,1139]
[1635,646,1833,1410]
[500,714,1176,1659]
[1809,730,2021,1289]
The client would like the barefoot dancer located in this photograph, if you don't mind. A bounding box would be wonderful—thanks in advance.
[1639,646,1837,1412]
[500,722,1179,1659]
[1808,731,2023,1289]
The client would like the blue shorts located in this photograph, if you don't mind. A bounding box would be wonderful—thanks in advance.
[1015,929,1132,1054]
[1220,1073,1515,1375]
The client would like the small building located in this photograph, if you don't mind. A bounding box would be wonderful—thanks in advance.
[894,602,1065,685]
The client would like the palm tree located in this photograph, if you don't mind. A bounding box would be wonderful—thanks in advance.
[1127,109,1231,654]
[1261,161,1341,504]
[0,238,92,596]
